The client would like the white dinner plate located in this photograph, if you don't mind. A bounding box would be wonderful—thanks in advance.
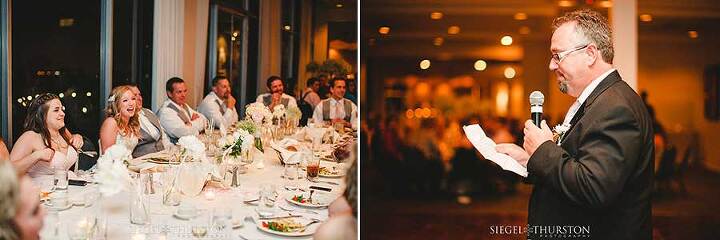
[285,192,332,208]
[256,217,318,237]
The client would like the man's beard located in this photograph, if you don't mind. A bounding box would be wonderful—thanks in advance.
[559,80,569,94]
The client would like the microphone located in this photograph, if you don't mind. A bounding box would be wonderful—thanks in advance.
[529,91,544,127]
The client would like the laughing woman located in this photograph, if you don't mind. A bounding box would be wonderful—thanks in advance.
[9,93,84,180]
[99,85,140,153]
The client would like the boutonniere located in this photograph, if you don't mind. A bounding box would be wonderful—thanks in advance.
[553,123,571,145]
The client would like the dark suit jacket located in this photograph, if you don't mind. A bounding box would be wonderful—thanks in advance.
[526,70,654,240]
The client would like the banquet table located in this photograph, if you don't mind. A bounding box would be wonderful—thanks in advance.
[39,131,353,240]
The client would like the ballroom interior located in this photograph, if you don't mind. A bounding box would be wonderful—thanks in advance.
[359,0,720,239]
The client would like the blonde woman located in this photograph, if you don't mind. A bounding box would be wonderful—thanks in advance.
[0,161,46,240]
[99,85,141,153]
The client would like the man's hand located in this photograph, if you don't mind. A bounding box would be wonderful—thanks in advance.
[496,143,530,167]
[191,113,200,121]
[523,120,553,156]
[226,95,236,110]
[269,93,282,109]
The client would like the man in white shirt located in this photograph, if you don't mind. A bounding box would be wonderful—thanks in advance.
[256,76,297,110]
[312,77,358,130]
[198,76,239,129]
[157,77,208,142]
[128,84,172,158]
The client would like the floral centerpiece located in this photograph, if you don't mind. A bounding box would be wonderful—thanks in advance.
[94,145,133,197]
[219,129,255,164]
[272,104,286,120]
[245,102,272,125]
[236,120,264,152]
[177,135,206,162]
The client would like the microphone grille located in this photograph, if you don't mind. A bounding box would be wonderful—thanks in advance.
[529,91,544,105]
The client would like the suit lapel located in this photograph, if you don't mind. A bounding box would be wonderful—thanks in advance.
[561,70,622,145]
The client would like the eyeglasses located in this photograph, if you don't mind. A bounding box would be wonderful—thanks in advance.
[550,44,589,63]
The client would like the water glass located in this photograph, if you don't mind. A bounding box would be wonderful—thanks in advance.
[54,168,68,190]
[257,183,277,216]
[211,207,232,231]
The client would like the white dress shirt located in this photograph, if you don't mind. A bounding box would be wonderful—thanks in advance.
[157,99,208,139]
[562,69,617,126]
[312,97,358,130]
[255,93,298,108]
[138,109,171,149]
[197,92,239,128]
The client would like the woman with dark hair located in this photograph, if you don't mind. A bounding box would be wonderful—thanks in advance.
[0,161,45,240]
[99,85,140,153]
[9,93,83,179]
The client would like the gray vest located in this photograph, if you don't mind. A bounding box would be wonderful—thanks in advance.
[263,94,290,108]
[132,109,166,158]
[322,99,353,122]
[166,102,192,124]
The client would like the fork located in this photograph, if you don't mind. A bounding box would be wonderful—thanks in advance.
[297,218,323,233]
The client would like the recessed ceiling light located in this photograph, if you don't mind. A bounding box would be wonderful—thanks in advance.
[336,3,343,8]
[448,26,460,35]
[558,0,574,7]
[504,67,516,79]
[514,13,527,21]
[474,60,487,71]
[639,14,652,22]
[379,26,390,35]
[433,37,444,46]
[688,30,698,39]
[420,59,431,70]
[430,12,443,20]
[599,1,612,8]
[501,36,513,46]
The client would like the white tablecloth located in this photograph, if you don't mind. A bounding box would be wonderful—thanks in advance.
[40,147,349,240]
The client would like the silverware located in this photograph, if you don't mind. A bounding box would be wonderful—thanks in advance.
[309,178,340,185]
[279,204,320,214]
[77,149,98,157]
[298,219,322,233]
[308,190,314,204]
[257,214,303,220]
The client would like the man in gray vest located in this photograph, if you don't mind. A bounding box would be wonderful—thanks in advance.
[198,76,239,129]
[129,84,171,158]
[312,77,357,130]
[158,77,208,142]
[255,76,297,111]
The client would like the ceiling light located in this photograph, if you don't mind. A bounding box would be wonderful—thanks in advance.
[558,0,574,7]
[430,12,443,20]
[501,36,513,46]
[639,14,652,22]
[448,26,460,35]
[420,60,431,70]
[474,60,487,71]
[504,67,516,79]
[599,0,612,8]
[336,3,343,8]
[514,13,527,21]
[378,26,390,35]
[433,37,444,46]
[688,30,698,39]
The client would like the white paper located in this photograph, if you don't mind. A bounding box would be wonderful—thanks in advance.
[462,124,528,177]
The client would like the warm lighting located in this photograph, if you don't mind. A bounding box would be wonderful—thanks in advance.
[474,60,487,71]
[82,107,88,113]
[415,82,430,98]
[430,12,443,20]
[558,0,574,7]
[422,108,432,118]
[17,98,22,103]
[27,95,33,101]
[420,59,431,70]
[447,26,460,35]
[55,71,60,76]
[22,102,26,107]
[519,26,531,35]
[599,0,612,8]
[232,31,239,37]
[59,93,64,98]
[514,13,527,20]
[414,108,423,118]
[283,25,291,31]
[59,18,74,27]
[501,35,513,46]
[86,92,92,97]
[496,82,509,117]
[433,37,444,46]
[504,67,516,79]
[688,30,698,39]
[639,14,652,22]
[231,36,236,41]
[378,26,390,35]
[336,3,343,8]
[405,109,414,119]
[71,92,77,98]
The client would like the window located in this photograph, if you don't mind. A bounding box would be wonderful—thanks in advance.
[11,0,101,141]
[113,0,154,108]
[281,0,301,94]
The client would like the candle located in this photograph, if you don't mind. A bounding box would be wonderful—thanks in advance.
[204,190,216,201]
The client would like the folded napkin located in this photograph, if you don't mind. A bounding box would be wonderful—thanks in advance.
[271,138,310,164]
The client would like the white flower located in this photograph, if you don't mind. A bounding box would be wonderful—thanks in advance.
[273,105,286,119]
[95,145,133,197]
[286,106,302,120]
[246,102,272,124]
[553,123,572,145]
[178,135,206,161]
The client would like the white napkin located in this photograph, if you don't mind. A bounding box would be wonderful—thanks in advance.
[462,124,528,177]
[271,138,309,164]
